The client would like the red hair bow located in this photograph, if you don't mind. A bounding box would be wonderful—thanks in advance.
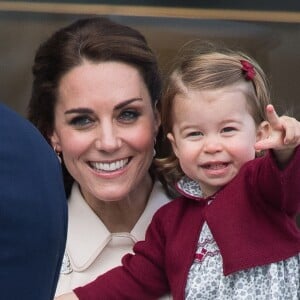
[240,60,256,80]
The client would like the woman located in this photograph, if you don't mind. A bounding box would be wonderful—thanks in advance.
[27,17,171,296]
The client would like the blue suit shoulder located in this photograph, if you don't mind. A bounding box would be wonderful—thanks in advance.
[0,103,67,300]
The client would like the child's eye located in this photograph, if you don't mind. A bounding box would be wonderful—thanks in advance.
[69,115,93,128]
[118,110,140,122]
[222,127,236,133]
[186,131,203,137]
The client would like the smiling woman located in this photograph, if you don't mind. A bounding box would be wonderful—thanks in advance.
[27,17,171,298]
[52,60,157,206]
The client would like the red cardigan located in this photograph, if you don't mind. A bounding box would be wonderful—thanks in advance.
[74,147,300,300]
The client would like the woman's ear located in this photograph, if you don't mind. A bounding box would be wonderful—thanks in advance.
[154,107,161,129]
[50,131,62,152]
[153,106,161,135]
[256,121,271,142]
[167,132,179,158]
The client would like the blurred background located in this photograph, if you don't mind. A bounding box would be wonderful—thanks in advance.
[0,0,299,118]
[0,1,299,226]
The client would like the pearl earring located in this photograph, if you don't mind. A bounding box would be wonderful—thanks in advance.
[153,138,157,157]
[153,148,157,157]
[54,145,62,164]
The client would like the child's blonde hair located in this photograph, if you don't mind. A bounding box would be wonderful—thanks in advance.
[156,40,271,186]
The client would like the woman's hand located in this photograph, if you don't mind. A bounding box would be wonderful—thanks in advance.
[55,292,79,300]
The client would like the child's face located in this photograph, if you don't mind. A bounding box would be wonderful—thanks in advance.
[167,83,267,197]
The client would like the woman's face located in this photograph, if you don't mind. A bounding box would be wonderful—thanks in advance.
[51,60,160,203]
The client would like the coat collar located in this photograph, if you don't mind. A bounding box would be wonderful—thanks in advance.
[66,181,170,271]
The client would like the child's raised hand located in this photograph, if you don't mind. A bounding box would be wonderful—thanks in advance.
[255,104,300,166]
[255,104,300,152]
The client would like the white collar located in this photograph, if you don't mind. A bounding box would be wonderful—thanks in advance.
[66,181,170,271]
[176,176,203,198]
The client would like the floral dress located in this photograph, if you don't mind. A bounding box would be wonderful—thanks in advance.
[177,177,300,300]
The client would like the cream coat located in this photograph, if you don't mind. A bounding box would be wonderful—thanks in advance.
[55,181,171,297]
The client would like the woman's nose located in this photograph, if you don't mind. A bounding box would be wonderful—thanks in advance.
[95,124,121,152]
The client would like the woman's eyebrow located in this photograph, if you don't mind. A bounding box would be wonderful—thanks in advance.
[115,98,143,110]
[64,108,93,115]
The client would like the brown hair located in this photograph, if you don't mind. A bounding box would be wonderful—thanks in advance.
[156,40,271,186]
[28,17,162,195]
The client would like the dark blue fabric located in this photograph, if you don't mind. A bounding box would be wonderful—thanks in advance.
[0,103,67,299]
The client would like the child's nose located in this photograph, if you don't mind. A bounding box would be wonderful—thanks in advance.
[203,136,222,153]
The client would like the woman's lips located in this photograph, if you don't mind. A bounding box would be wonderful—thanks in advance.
[89,158,130,172]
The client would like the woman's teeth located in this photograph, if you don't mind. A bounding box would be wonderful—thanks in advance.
[91,158,129,172]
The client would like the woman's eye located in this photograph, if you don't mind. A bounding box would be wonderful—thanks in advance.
[69,115,93,128]
[119,110,140,122]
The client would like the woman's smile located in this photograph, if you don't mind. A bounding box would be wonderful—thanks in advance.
[89,158,130,173]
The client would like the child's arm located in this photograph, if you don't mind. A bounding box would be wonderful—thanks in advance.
[255,104,300,168]
[55,293,78,300]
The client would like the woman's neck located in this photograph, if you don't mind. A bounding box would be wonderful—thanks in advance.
[82,174,153,233]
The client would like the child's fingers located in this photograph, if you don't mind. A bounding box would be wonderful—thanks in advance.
[265,104,282,130]
[254,134,280,151]
[256,105,300,151]
[281,116,300,144]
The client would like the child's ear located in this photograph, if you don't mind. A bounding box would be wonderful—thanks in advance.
[167,132,179,157]
[256,121,271,142]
